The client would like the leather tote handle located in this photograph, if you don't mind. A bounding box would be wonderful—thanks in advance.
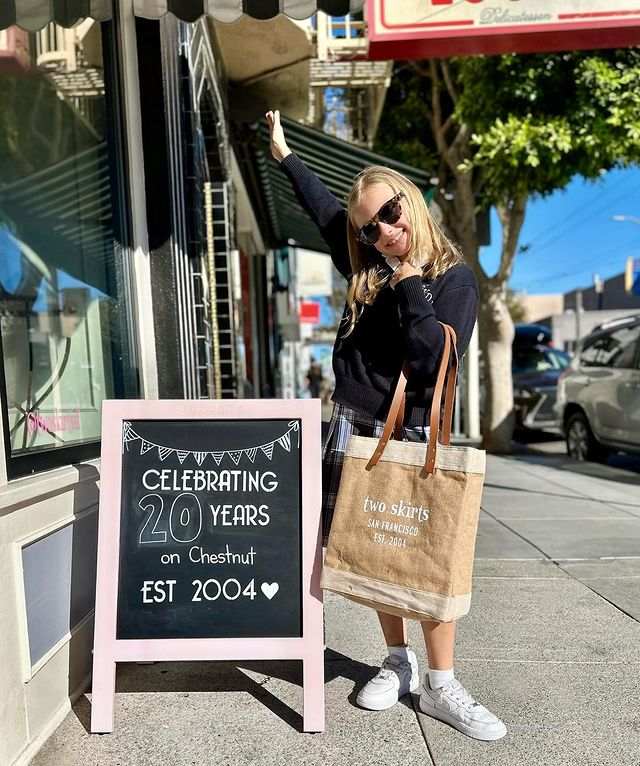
[433,323,459,447]
[393,361,411,440]
[366,361,412,468]
[366,322,459,474]
[425,324,458,472]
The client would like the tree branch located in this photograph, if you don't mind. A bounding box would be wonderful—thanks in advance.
[429,61,468,176]
[444,122,472,177]
[472,173,485,196]
[408,60,430,78]
[406,61,435,127]
[428,60,449,158]
[440,60,459,105]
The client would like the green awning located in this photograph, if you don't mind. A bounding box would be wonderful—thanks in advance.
[241,117,434,254]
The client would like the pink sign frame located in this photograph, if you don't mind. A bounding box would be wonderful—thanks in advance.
[91,399,324,733]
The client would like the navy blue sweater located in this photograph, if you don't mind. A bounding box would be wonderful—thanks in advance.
[280,153,478,427]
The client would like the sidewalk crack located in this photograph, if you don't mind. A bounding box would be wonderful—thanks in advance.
[480,507,640,623]
[480,506,555,560]
[554,561,640,624]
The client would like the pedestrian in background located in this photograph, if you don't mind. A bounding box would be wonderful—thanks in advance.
[266,109,506,741]
[306,358,323,398]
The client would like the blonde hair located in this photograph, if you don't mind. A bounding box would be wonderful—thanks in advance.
[343,166,462,337]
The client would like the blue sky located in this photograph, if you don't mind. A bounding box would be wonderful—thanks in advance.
[479,166,640,296]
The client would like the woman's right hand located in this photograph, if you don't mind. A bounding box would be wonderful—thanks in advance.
[265,109,292,163]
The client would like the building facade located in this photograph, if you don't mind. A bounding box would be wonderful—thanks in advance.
[533,271,640,352]
[0,4,369,764]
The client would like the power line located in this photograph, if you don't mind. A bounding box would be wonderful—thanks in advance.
[518,246,636,290]
[514,234,640,290]
[523,174,640,257]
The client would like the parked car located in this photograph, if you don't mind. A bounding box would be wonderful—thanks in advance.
[514,322,552,347]
[513,343,572,431]
[554,314,640,461]
[479,323,570,432]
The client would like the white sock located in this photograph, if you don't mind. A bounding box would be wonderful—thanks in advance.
[428,666,454,689]
[387,644,413,663]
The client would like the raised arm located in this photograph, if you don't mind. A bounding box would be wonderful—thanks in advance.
[266,110,351,278]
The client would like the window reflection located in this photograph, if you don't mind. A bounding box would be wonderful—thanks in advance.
[0,21,121,456]
[580,326,640,369]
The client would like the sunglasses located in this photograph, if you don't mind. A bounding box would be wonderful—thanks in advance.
[356,191,406,246]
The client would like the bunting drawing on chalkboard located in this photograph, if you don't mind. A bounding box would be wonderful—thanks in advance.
[121,420,300,466]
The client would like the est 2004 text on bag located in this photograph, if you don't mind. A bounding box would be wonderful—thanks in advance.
[320,323,485,623]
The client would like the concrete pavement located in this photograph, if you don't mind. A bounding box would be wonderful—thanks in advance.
[32,450,640,766]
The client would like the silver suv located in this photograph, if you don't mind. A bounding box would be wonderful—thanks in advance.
[554,315,640,461]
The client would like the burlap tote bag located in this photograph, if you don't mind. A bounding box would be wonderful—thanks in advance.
[321,323,485,623]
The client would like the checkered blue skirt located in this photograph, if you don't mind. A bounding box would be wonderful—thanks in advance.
[322,402,430,545]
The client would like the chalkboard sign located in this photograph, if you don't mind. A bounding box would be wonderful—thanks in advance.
[117,418,301,640]
[91,399,324,734]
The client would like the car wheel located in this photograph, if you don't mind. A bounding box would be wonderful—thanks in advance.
[565,412,608,462]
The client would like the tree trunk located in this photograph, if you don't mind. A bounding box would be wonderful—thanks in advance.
[476,196,527,452]
[478,283,515,453]
[425,77,527,453]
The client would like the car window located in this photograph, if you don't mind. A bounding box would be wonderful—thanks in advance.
[546,349,571,369]
[513,348,545,373]
[512,347,569,373]
[579,324,640,369]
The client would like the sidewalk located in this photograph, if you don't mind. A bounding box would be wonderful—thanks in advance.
[33,451,640,766]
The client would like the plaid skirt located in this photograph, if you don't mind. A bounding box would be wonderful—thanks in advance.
[322,402,430,546]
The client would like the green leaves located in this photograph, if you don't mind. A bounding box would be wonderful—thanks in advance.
[469,114,576,197]
[375,49,640,207]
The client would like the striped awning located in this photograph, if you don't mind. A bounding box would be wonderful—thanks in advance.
[1,1,363,31]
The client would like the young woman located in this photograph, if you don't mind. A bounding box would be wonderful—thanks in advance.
[266,110,506,742]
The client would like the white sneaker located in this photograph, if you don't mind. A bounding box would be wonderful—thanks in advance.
[419,677,507,741]
[356,650,419,711]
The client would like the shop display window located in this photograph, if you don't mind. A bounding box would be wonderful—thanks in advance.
[0,20,135,476]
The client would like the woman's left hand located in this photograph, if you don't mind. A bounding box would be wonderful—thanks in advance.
[265,109,291,163]
[389,260,422,289]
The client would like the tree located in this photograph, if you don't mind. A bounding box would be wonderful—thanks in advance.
[506,289,526,324]
[374,50,640,452]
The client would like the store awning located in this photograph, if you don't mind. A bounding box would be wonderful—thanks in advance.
[1,1,363,31]
[235,117,434,254]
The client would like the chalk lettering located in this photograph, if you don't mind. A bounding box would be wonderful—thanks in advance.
[141,580,176,603]
[210,503,270,526]
[189,544,257,565]
[142,469,278,493]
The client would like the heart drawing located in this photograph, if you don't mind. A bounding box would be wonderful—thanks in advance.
[261,582,279,600]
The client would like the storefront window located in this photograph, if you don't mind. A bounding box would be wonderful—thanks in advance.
[0,20,135,471]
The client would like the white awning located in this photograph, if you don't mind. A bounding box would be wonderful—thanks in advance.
[1,1,363,31]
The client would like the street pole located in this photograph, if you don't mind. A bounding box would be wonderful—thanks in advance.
[593,272,604,311]
[463,324,481,440]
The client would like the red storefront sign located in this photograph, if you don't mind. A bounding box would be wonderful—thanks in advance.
[299,301,321,325]
[367,0,640,59]
[0,27,30,74]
